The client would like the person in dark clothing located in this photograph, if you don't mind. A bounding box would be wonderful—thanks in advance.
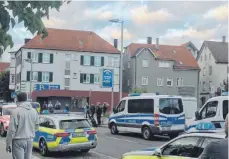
[96,103,102,125]
[90,104,96,118]
[42,101,47,111]
[102,102,108,116]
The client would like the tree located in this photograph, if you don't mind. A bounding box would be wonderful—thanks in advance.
[0,1,69,56]
[0,71,13,102]
[131,87,148,93]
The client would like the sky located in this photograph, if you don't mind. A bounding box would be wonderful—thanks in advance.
[1,0,228,62]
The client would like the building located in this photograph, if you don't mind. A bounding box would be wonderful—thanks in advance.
[0,62,9,73]
[198,36,228,106]
[9,28,123,110]
[182,41,199,59]
[123,37,200,102]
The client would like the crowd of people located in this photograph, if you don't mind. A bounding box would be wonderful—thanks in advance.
[41,101,69,113]
[84,102,108,126]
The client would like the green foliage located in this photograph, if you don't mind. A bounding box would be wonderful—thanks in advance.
[0,71,13,102]
[131,87,148,93]
[0,1,67,56]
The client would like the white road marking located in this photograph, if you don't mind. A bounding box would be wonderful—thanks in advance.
[91,150,118,159]
[105,136,142,144]
[0,140,41,159]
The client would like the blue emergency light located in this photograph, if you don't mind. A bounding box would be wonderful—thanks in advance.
[41,109,69,115]
[195,122,216,131]
[128,93,141,96]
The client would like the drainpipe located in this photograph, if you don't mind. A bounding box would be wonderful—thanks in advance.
[134,57,137,90]
[197,69,200,109]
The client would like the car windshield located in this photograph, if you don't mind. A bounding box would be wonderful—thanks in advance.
[2,107,16,115]
[59,119,91,129]
[159,98,183,114]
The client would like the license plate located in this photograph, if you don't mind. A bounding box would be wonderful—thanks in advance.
[161,127,171,131]
[72,132,85,137]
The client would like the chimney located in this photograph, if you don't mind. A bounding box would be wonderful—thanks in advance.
[147,37,152,44]
[114,39,118,49]
[222,36,226,43]
[24,38,31,44]
[156,38,159,50]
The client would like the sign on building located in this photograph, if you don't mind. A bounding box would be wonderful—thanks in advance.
[34,84,60,91]
[100,69,113,88]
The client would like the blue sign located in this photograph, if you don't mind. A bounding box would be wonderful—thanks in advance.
[34,84,60,91]
[11,92,17,98]
[101,69,113,88]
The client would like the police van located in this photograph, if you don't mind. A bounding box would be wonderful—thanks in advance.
[108,94,185,140]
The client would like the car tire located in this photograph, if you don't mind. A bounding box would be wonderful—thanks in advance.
[0,123,6,137]
[142,126,152,140]
[81,149,90,153]
[39,139,49,156]
[110,123,118,135]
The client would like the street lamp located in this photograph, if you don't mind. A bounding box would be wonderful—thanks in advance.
[109,18,124,101]
[24,58,33,101]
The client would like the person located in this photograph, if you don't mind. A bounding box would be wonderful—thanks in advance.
[48,101,53,113]
[90,104,96,118]
[102,102,108,116]
[198,114,228,159]
[84,103,89,118]
[42,101,47,111]
[65,103,69,111]
[6,92,39,159]
[96,103,103,125]
[54,101,61,110]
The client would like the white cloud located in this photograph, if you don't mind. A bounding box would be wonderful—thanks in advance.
[43,17,65,28]
[131,5,175,25]
[84,5,114,21]
[204,5,228,21]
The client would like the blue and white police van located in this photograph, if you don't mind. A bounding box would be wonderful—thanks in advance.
[108,94,185,140]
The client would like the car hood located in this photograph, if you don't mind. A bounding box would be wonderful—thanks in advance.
[123,147,157,157]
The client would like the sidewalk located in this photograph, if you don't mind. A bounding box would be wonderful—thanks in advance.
[0,142,11,159]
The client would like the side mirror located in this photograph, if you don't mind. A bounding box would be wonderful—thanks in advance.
[195,111,201,120]
[154,148,162,157]
[113,108,117,114]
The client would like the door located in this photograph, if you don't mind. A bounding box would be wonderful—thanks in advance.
[198,100,218,122]
[113,100,126,130]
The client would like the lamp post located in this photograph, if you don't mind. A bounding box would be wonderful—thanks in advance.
[109,18,124,101]
[24,59,33,101]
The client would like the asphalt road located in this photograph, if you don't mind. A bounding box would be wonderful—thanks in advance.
[0,127,168,159]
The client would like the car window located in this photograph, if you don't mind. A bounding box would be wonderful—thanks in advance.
[46,119,56,129]
[200,101,218,119]
[128,99,154,113]
[116,100,126,113]
[39,117,47,127]
[198,137,221,156]
[223,100,228,120]
[159,98,183,114]
[60,119,91,129]
[39,117,56,129]
[162,136,201,158]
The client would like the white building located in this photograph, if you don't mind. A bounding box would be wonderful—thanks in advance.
[198,36,228,105]
[9,28,121,106]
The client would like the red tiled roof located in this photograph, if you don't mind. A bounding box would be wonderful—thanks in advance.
[23,28,120,54]
[0,62,9,72]
[128,43,199,70]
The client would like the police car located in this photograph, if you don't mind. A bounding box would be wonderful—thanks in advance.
[121,123,225,159]
[33,110,97,156]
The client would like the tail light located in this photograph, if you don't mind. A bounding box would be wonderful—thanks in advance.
[87,130,97,135]
[54,132,70,137]
[154,113,159,126]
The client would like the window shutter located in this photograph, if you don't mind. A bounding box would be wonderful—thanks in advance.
[50,54,54,63]
[38,72,42,82]
[38,53,43,63]
[91,56,94,66]
[80,74,83,83]
[90,74,94,84]
[101,57,104,66]
[27,71,30,81]
[27,52,31,59]
[80,56,84,65]
[49,72,53,82]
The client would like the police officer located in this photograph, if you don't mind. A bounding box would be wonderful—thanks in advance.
[102,102,108,116]
[96,103,102,125]
[90,104,96,118]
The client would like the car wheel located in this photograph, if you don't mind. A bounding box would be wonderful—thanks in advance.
[142,126,152,140]
[39,139,49,156]
[0,123,6,137]
[110,123,118,135]
[81,149,90,153]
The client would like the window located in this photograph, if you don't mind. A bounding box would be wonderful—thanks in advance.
[59,119,91,130]
[209,66,212,75]
[202,81,205,91]
[65,61,70,75]
[116,100,126,113]
[32,72,38,81]
[43,53,50,63]
[94,56,101,66]
[204,54,207,61]
[203,67,206,76]
[176,77,183,87]
[83,55,90,65]
[72,54,77,61]
[159,98,183,114]
[209,81,212,91]
[199,137,221,156]
[128,99,154,113]
[223,100,228,120]
[94,74,100,84]
[65,54,71,61]
[142,76,148,85]
[157,78,163,86]
[128,61,130,68]
[200,101,218,119]
[113,57,119,67]
[142,59,148,67]
[42,72,49,82]
[83,74,90,83]
[73,73,77,79]
[159,61,170,68]
[31,53,38,62]
[10,74,15,84]
[162,136,201,158]
[65,78,70,87]
[167,78,173,86]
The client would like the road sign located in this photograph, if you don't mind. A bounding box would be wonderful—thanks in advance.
[11,92,17,98]
[34,84,60,91]
[101,69,113,88]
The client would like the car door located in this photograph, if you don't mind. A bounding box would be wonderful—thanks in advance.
[113,100,126,130]
[198,137,222,157]
[198,101,218,122]
[161,136,202,158]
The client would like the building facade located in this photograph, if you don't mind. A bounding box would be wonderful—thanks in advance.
[123,37,200,102]
[198,36,228,105]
